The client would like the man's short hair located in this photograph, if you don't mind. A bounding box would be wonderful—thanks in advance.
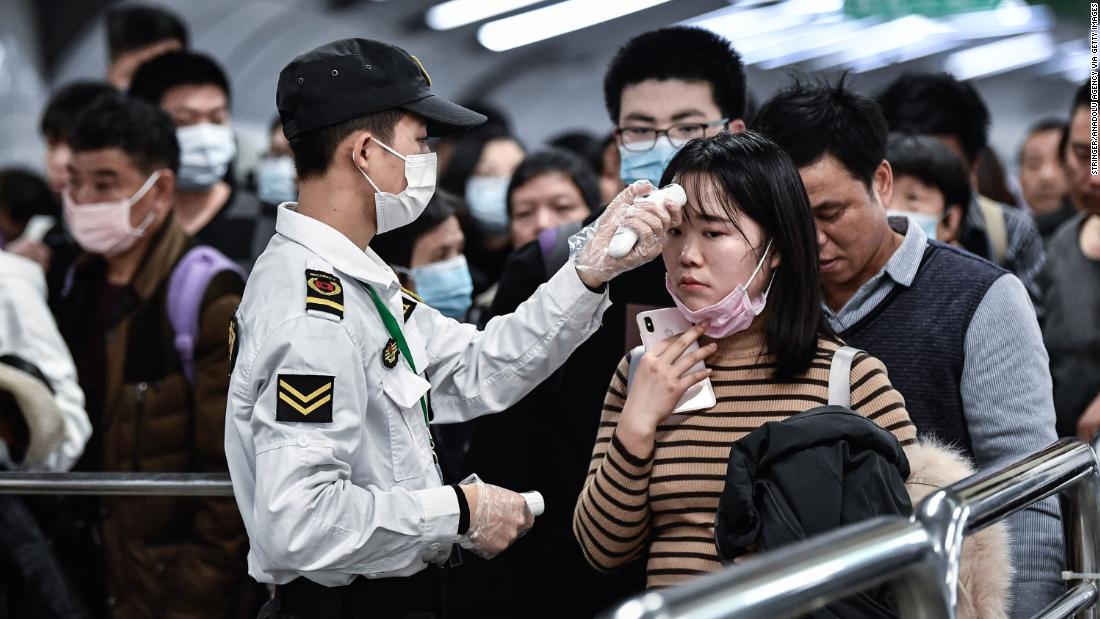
[1059,80,1091,160]
[1018,118,1067,164]
[128,51,231,106]
[887,133,972,214]
[0,169,59,223]
[106,4,188,61]
[70,94,180,174]
[876,73,989,165]
[603,26,746,124]
[752,77,888,189]
[289,109,403,180]
[40,81,118,143]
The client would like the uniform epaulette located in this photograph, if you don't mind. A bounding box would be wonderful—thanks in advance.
[400,287,420,322]
[305,269,344,319]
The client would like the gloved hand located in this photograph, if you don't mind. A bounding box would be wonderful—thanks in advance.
[569,180,684,285]
[458,475,534,560]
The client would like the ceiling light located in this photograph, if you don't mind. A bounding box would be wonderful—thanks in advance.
[477,0,674,52]
[426,0,545,30]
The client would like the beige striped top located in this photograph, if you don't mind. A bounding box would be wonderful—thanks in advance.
[573,329,917,589]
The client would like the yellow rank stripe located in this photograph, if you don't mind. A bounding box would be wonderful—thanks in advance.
[278,380,331,403]
[306,296,344,311]
[278,392,332,415]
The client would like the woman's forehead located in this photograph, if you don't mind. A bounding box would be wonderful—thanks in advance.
[679,173,738,224]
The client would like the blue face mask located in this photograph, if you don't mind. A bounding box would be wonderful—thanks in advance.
[618,141,682,186]
[256,155,297,205]
[411,254,474,320]
[465,176,510,233]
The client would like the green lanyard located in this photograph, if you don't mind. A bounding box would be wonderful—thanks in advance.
[362,284,432,435]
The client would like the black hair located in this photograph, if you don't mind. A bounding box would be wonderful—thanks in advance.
[752,76,888,189]
[506,148,600,217]
[603,26,746,124]
[437,124,520,196]
[106,4,188,61]
[547,130,604,173]
[0,169,59,224]
[1020,117,1067,162]
[876,73,989,166]
[1060,80,1092,160]
[886,133,972,216]
[288,109,403,180]
[370,190,461,268]
[69,93,180,174]
[660,131,835,381]
[40,81,118,143]
[128,51,231,106]
[270,114,284,134]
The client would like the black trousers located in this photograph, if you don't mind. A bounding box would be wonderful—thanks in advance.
[259,568,443,619]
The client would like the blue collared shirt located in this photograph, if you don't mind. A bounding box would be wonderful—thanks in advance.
[824,216,926,332]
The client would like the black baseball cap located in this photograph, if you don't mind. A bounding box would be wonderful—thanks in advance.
[277,38,486,140]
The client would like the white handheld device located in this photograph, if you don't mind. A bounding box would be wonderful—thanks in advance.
[607,184,687,258]
[521,491,545,517]
[636,308,716,414]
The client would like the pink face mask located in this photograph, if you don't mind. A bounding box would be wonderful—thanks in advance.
[63,171,161,256]
[666,240,775,339]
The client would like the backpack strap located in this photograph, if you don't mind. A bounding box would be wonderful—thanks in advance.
[976,196,1008,266]
[626,345,645,393]
[827,346,862,408]
[167,246,245,385]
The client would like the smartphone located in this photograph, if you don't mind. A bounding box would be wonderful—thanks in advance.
[636,308,716,414]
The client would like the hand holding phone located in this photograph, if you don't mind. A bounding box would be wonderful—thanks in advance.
[636,308,717,414]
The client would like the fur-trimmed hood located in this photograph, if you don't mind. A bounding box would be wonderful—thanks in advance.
[905,440,1013,619]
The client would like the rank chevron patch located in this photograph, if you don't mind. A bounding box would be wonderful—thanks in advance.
[276,374,334,423]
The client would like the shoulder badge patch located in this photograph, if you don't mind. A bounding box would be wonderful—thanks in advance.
[381,338,400,369]
[400,287,421,322]
[276,374,334,423]
[227,316,240,376]
[305,269,344,319]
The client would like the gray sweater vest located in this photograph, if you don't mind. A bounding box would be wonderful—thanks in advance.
[840,241,1006,457]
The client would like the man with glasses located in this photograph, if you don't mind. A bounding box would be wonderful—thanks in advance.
[458,26,749,618]
[609,27,744,186]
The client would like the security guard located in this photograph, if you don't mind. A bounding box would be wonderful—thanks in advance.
[226,38,679,618]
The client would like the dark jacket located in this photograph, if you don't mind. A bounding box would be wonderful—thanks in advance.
[0,494,90,618]
[716,406,912,619]
[54,216,261,619]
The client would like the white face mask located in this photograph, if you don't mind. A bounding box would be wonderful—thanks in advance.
[353,138,437,234]
[63,171,161,256]
[176,123,237,191]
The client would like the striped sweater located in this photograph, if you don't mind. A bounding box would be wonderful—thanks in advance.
[573,331,917,589]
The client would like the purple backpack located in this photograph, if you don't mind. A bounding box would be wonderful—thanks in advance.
[167,246,245,384]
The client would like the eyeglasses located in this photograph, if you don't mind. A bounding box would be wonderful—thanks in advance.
[615,118,729,152]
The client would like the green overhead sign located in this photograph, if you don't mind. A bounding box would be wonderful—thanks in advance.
[845,1,1086,18]
[844,0,1000,18]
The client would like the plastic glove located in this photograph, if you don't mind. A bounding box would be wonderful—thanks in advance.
[458,474,534,560]
[569,180,684,284]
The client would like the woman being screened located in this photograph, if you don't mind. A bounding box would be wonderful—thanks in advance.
[573,131,917,588]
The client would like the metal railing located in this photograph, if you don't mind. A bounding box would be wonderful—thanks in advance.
[601,437,1100,619]
[0,472,233,496]
[2,440,1098,618]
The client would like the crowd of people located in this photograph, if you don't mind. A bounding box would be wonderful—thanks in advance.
[0,4,1096,619]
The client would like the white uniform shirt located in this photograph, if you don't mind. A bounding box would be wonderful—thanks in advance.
[226,204,611,586]
[0,250,90,471]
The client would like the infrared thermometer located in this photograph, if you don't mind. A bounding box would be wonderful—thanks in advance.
[607,184,688,258]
